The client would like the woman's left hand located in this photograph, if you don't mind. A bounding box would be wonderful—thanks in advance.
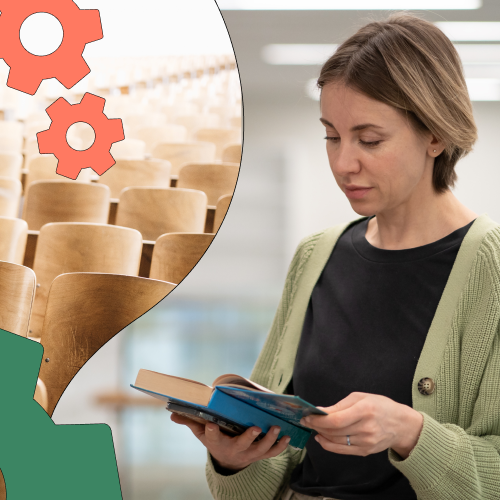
[300,392,423,459]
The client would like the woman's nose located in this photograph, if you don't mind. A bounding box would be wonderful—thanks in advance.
[330,142,361,176]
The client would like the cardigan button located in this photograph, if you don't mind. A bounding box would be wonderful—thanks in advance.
[418,377,435,395]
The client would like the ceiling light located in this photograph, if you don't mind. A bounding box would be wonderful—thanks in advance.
[264,43,500,66]
[218,0,480,9]
[465,78,500,100]
[305,78,500,101]
[262,44,337,65]
[455,44,500,64]
[435,22,500,41]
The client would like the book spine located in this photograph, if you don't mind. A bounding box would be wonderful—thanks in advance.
[208,388,311,449]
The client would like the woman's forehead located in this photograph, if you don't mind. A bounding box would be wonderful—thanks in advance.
[320,83,403,130]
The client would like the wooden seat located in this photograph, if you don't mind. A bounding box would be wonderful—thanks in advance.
[25,155,92,191]
[177,162,239,206]
[151,141,216,176]
[0,177,22,217]
[29,222,143,339]
[222,143,242,164]
[110,138,146,160]
[150,232,214,284]
[0,216,28,264]
[0,152,23,179]
[97,159,172,198]
[133,125,188,154]
[22,181,110,230]
[116,187,207,240]
[38,272,176,415]
[193,128,241,160]
[0,260,36,337]
[213,194,232,232]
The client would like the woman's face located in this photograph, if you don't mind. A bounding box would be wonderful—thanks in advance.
[320,82,440,216]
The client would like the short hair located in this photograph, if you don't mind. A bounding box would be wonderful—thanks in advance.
[317,12,477,193]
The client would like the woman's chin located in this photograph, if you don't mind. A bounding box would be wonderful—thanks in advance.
[348,199,378,217]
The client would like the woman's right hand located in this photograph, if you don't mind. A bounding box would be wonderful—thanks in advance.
[170,412,291,472]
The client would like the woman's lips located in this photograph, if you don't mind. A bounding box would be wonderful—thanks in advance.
[344,186,373,200]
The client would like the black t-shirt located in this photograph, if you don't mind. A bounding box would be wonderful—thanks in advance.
[288,216,474,499]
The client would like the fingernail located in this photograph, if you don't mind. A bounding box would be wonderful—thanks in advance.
[304,417,310,423]
[273,427,280,435]
[252,429,260,436]
[284,437,291,444]
[207,426,213,431]
[314,435,319,441]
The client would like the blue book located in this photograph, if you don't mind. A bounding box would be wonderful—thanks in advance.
[131,369,327,450]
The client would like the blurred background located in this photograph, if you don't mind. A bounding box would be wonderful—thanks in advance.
[50,1,500,499]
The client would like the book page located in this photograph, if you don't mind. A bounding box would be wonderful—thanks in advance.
[135,369,212,406]
[213,373,274,393]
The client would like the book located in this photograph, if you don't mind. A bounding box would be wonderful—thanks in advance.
[131,369,327,449]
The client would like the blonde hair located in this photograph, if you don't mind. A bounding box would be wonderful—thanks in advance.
[318,12,477,193]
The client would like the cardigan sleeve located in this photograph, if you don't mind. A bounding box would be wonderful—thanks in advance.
[388,322,500,499]
[205,231,325,500]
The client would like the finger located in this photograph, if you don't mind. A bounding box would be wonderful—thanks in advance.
[315,433,361,456]
[323,392,369,413]
[302,405,363,430]
[232,426,263,452]
[251,426,282,457]
[310,419,367,438]
[260,434,291,460]
[170,413,207,440]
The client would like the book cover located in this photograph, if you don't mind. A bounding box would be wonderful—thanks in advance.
[216,386,327,426]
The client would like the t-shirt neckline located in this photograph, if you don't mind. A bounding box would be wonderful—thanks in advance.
[351,216,476,264]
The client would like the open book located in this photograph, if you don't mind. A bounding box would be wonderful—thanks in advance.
[131,369,327,449]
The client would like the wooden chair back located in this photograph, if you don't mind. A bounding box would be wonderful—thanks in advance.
[0,261,36,337]
[222,143,242,164]
[22,181,110,230]
[174,114,221,139]
[177,162,239,206]
[230,116,242,129]
[110,138,146,160]
[193,128,241,160]
[97,159,171,198]
[34,378,49,412]
[213,194,232,233]
[134,125,188,154]
[0,152,22,179]
[25,155,92,191]
[0,133,23,154]
[150,232,214,284]
[116,187,207,240]
[151,142,216,176]
[38,272,176,415]
[0,216,28,264]
[0,120,24,137]
[0,177,22,217]
[30,222,143,339]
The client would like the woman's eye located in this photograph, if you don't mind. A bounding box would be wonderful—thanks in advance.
[324,137,381,147]
[359,140,381,147]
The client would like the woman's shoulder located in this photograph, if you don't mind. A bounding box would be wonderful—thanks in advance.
[288,217,366,276]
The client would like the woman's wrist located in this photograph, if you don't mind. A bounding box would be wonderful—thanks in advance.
[391,406,424,459]
[211,455,247,476]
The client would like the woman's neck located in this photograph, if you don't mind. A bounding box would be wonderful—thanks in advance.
[365,190,478,250]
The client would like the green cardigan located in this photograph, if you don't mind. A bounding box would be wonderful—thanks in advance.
[206,213,500,500]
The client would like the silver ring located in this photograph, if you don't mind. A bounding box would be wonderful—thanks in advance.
[346,435,351,446]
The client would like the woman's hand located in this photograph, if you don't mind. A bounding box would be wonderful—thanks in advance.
[170,412,291,472]
[300,392,423,459]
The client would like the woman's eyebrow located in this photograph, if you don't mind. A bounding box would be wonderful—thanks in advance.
[319,118,384,132]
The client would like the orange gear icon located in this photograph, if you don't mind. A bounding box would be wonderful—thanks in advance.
[0,0,102,95]
[37,93,125,180]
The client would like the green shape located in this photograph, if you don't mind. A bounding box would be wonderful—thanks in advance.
[0,329,122,499]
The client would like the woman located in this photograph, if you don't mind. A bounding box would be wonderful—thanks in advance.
[172,12,500,500]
